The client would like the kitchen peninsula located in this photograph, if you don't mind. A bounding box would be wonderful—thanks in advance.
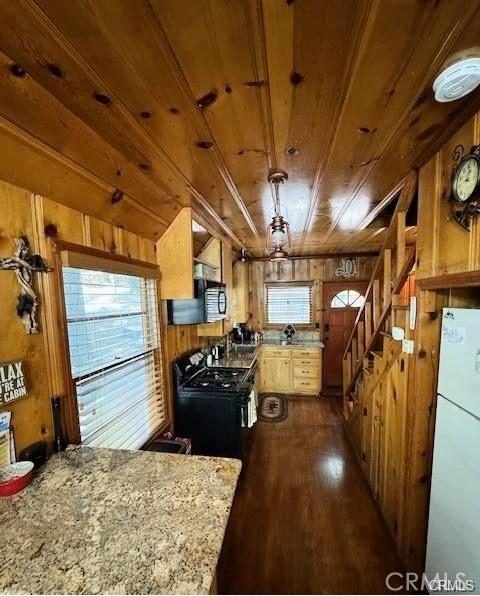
[0,447,240,595]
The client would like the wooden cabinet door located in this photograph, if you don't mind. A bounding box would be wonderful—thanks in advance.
[232,261,249,324]
[261,357,291,393]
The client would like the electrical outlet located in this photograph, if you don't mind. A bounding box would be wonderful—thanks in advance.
[402,339,414,354]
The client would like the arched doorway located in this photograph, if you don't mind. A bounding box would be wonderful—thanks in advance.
[322,281,367,394]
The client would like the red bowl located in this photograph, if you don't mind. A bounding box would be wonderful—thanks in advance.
[0,461,34,496]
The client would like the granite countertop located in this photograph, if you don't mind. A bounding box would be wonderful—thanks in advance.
[262,340,325,349]
[208,343,262,369]
[208,339,324,370]
[0,446,241,595]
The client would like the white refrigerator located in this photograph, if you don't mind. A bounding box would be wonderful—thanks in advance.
[426,308,480,593]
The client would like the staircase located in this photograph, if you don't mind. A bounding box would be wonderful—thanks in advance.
[342,171,417,417]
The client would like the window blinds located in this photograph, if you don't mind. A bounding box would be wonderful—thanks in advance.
[266,283,313,325]
[63,267,165,450]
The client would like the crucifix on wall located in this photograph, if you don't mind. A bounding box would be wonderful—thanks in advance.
[0,236,52,334]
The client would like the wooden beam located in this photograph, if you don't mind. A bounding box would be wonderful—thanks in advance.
[357,320,365,360]
[383,248,392,307]
[365,301,372,346]
[396,211,406,273]
[373,279,381,326]
[352,338,358,371]
[249,251,379,261]
[417,270,480,290]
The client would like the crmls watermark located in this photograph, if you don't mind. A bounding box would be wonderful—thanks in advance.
[386,572,476,592]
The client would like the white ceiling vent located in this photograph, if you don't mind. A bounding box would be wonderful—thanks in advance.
[433,57,480,102]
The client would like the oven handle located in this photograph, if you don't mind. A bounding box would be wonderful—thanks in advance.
[238,396,250,427]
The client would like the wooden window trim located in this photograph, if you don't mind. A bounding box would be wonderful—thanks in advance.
[56,240,160,279]
[264,281,316,330]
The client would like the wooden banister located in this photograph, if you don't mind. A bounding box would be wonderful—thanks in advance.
[344,248,415,397]
[342,170,417,410]
[343,170,417,360]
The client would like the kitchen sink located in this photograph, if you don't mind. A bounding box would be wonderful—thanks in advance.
[230,344,257,355]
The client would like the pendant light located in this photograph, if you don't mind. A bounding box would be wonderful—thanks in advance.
[266,169,292,262]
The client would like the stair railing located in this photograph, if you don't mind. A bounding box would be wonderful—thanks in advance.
[343,171,418,415]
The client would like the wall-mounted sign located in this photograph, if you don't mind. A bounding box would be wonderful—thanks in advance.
[335,257,358,279]
[0,361,28,406]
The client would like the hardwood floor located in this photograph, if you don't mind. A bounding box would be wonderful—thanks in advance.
[217,396,403,594]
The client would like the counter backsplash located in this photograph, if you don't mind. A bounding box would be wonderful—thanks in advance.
[262,329,321,343]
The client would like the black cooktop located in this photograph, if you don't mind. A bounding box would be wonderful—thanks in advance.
[185,367,247,392]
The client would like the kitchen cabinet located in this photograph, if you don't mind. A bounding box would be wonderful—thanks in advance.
[157,207,194,299]
[198,241,233,337]
[260,355,292,393]
[259,346,322,395]
[232,261,249,324]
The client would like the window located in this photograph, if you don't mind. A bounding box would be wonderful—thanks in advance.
[265,283,313,325]
[63,266,165,450]
[331,289,364,308]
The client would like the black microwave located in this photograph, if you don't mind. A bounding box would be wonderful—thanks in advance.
[167,280,227,325]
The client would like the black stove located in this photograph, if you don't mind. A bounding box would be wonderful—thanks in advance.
[185,368,247,391]
[173,350,256,460]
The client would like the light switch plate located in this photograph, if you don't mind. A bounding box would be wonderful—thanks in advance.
[409,296,417,330]
[392,326,405,341]
[402,339,414,354]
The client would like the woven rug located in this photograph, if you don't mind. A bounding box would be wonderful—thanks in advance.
[258,394,288,422]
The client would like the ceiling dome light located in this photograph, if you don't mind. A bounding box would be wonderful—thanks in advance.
[433,57,480,102]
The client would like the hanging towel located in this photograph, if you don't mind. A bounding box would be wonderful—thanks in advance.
[247,388,257,428]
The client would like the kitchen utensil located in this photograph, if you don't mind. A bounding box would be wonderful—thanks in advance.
[0,461,34,496]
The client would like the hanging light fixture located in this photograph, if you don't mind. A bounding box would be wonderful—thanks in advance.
[266,169,291,261]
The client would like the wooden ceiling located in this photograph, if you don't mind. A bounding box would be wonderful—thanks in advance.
[1,1,480,255]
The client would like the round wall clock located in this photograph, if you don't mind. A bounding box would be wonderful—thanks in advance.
[449,144,480,231]
[452,151,480,202]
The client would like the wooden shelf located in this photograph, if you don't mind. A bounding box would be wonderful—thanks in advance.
[417,270,480,290]
[193,256,219,269]
[193,275,218,281]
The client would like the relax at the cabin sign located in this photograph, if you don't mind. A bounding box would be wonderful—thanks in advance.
[0,361,28,406]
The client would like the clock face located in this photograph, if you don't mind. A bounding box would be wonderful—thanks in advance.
[454,156,479,202]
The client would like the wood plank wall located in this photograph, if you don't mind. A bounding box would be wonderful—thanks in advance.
[416,112,480,280]
[248,256,375,331]
[0,178,158,455]
[346,108,480,574]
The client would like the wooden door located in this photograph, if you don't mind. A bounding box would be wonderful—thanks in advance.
[322,281,367,392]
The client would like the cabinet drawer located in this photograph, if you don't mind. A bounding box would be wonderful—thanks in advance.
[292,349,320,359]
[262,347,291,358]
[293,366,319,379]
[293,377,320,393]
[293,358,318,367]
